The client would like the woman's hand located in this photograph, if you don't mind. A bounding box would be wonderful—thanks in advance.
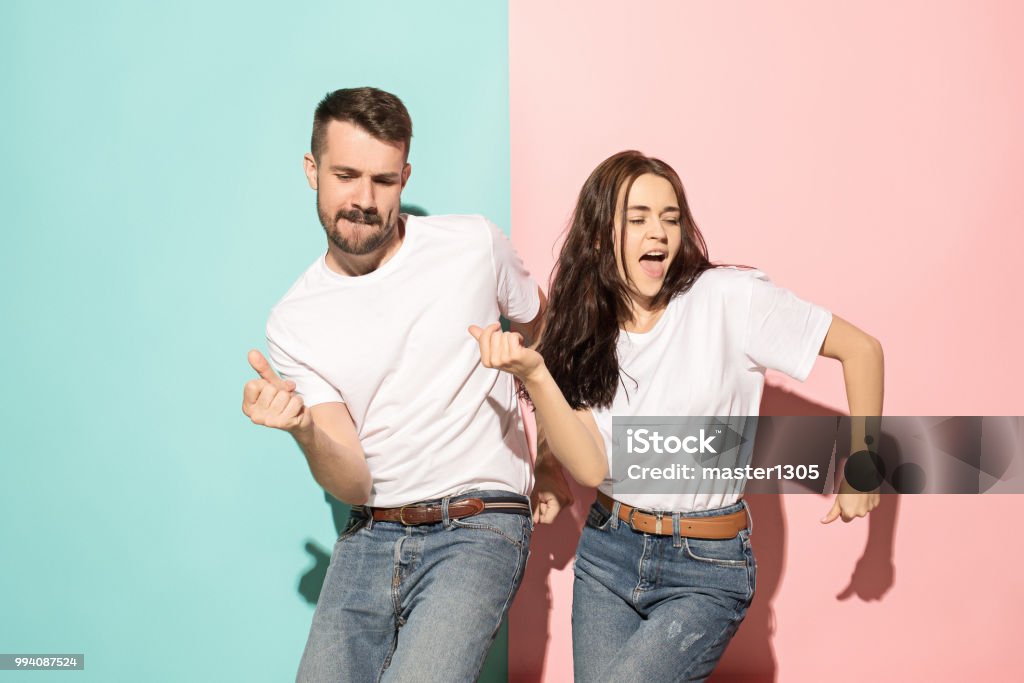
[469,322,546,382]
[470,322,610,488]
[821,479,880,523]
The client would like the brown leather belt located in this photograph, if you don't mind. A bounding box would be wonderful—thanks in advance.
[365,497,531,526]
[596,492,747,539]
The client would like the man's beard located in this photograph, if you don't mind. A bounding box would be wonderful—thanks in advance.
[318,195,396,256]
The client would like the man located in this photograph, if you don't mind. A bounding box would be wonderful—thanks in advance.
[242,87,547,682]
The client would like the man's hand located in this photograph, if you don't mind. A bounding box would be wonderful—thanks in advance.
[242,349,312,434]
[468,323,545,383]
[532,457,574,524]
[821,479,880,523]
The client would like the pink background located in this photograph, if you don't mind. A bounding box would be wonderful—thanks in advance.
[507,1,1024,680]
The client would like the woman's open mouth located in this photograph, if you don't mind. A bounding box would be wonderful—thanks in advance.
[638,250,667,278]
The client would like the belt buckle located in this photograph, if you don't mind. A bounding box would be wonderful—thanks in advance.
[398,504,421,526]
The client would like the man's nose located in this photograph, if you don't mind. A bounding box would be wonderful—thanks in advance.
[351,177,376,213]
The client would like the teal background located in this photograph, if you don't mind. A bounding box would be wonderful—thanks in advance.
[0,1,511,681]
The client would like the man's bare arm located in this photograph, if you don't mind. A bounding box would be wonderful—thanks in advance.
[509,287,547,347]
[243,350,372,505]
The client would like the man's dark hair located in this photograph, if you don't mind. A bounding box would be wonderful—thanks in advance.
[311,87,413,162]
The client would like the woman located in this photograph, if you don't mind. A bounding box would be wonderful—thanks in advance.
[470,150,883,681]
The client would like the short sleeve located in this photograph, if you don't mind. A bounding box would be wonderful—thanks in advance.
[486,218,540,323]
[743,272,833,381]
[266,313,344,407]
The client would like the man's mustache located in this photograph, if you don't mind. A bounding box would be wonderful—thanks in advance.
[335,208,383,226]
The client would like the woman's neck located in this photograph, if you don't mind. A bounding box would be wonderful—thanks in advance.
[623,299,666,333]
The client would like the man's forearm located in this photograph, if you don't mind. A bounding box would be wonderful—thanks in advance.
[292,423,372,505]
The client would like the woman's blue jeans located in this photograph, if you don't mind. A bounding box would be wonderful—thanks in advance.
[572,498,756,682]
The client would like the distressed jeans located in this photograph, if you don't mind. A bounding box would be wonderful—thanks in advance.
[572,498,756,683]
[296,490,533,683]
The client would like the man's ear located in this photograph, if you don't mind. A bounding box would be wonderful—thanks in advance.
[401,162,411,189]
[303,153,318,190]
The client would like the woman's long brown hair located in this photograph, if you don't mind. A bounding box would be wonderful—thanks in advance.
[535,150,714,410]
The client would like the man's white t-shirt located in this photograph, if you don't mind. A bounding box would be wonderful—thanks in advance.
[592,266,832,512]
[266,214,540,507]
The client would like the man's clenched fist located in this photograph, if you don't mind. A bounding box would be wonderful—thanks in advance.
[242,349,312,433]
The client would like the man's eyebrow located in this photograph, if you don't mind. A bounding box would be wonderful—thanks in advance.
[327,166,400,181]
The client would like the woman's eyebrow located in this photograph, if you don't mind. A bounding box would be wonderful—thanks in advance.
[626,204,681,212]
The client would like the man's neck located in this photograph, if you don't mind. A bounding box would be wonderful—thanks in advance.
[325,216,407,277]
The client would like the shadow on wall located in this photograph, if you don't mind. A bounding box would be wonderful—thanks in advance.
[712,384,899,682]
[297,492,351,606]
[402,203,429,217]
[509,383,901,683]
[508,473,587,683]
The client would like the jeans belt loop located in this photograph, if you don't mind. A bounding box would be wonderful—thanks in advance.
[671,512,682,548]
[610,500,622,530]
[441,497,451,528]
[741,498,753,535]
[655,511,664,535]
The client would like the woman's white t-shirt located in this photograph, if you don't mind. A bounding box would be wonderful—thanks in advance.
[592,266,832,512]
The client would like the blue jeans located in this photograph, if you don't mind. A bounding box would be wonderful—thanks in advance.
[296,490,533,683]
[572,499,756,683]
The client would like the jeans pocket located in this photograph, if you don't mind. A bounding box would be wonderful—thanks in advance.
[335,515,368,544]
[452,513,530,548]
[585,502,613,531]
[683,534,749,568]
